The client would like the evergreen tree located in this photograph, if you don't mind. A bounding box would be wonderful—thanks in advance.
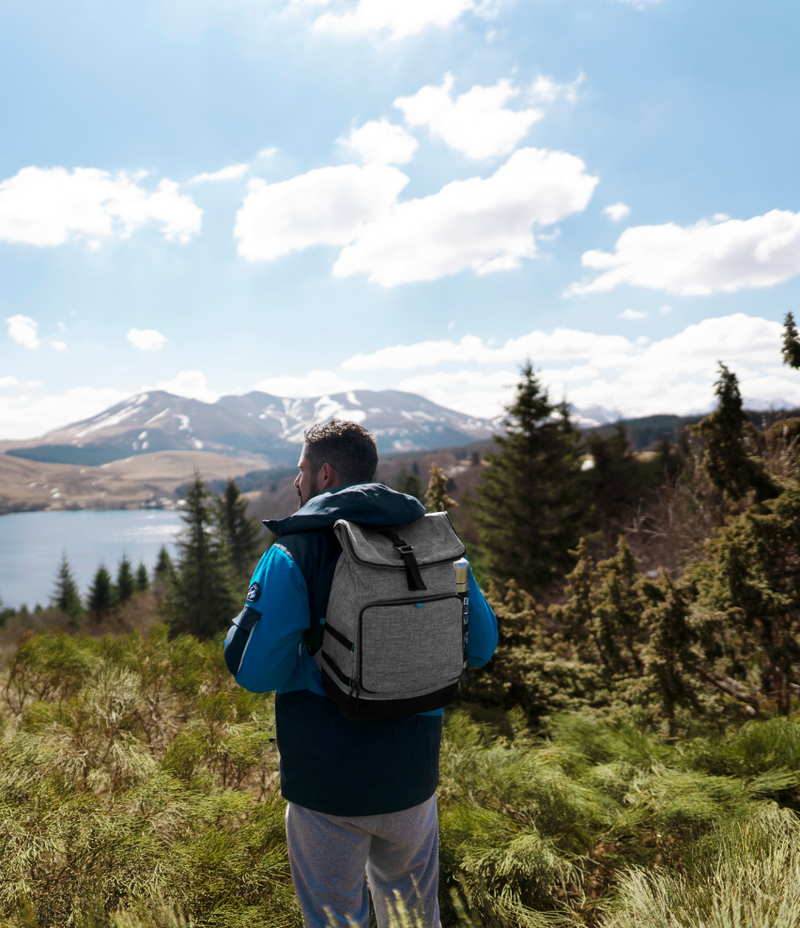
[87,565,113,617]
[591,538,646,676]
[116,555,135,604]
[425,463,457,513]
[641,571,697,737]
[154,546,175,584]
[471,363,584,592]
[688,482,800,715]
[693,363,771,501]
[163,475,241,637]
[782,312,800,370]
[549,538,598,661]
[0,591,12,627]
[135,561,150,592]
[50,553,84,622]
[582,425,663,539]
[213,479,262,580]
[395,470,425,502]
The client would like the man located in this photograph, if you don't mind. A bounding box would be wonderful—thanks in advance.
[224,419,497,928]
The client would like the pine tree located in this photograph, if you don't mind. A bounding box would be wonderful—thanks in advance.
[154,546,175,583]
[213,479,262,580]
[641,571,697,736]
[693,363,771,501]
[592,537,646,676]
[688,482,800,716]
[582,424,656,538]
[50,553,84,622]
[395,470,425,502]
[425,463,457,513]
[135,561,150,591]
[87,565,113,617]
[116,554,135,604]
[782,312,800,370]
[0,591,12,627]
[549,538,598,661]
[471,363,585,592]
[162,475,241,637]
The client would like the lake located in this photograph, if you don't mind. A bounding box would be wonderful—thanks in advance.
[0,509,184,609]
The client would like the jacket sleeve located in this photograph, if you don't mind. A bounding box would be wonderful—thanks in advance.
[466,570,498,668]
[223,544,311,693]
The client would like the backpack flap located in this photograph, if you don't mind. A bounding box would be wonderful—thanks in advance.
[333,511,465,571]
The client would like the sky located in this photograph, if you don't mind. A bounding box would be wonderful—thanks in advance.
[1,0,800,439]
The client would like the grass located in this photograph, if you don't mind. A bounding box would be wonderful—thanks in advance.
[2,628,800,927]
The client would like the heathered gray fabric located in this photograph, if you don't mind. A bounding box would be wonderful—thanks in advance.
[285,795,441,928]
[317,513,467,705]
[337,512,464,569]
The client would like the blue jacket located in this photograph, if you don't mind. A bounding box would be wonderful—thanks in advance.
[224,483,498,816]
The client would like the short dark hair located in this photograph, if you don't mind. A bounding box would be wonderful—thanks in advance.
[303,418,378,485]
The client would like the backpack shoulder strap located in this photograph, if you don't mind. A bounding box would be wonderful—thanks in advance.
[277,528,341,654]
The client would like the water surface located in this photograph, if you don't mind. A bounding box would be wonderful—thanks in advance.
[0,509,183,609]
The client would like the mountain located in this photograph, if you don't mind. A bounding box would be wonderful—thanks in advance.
[4,389,500,467]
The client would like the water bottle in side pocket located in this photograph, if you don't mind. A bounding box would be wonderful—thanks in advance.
[454,557,470,667]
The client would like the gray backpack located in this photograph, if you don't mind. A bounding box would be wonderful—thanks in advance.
[315,512,468,720]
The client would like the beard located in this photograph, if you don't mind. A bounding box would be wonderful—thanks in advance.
[297,472,320,508]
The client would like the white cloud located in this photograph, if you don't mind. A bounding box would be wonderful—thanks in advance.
[333,147,598,286]
[189,164,248,184]
[340,314,796,421]
[343,328,633,370]
[313,0,476,39]
[48,341,67,351]
[529,73,584,104]
[0,167,202,247]
[253,369,368,397]
[659,304,673,314]
[0,376,20,388]
[153,371,218,403]
[0,386,130,440]
[553,315,791,418]
[395,74,542,161]
[127,328,168,351]
[603,202,631,222]
[338,119,418,165]
[6,315,40,349]
[258,147,278,159]
[619,308,647,320]
[570,209,800,296]
[398,369,517,419]
[236,145,595,285]
[235,164,409,261]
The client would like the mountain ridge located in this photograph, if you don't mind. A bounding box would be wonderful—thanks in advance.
[4,389,502,467]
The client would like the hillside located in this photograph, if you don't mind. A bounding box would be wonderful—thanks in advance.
[0,450,265,515]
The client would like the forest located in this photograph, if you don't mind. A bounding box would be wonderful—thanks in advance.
[3,315,800,928]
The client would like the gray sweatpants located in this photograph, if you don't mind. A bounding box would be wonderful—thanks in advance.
[285,795,442,928]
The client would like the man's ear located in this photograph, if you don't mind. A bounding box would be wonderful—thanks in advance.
[319,462,337,490]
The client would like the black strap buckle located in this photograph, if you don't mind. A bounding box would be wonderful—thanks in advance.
[378,529,428,592]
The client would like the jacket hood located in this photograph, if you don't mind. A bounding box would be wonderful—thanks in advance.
[264,483,427,538]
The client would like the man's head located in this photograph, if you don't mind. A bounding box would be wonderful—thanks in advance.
[294,418,379,505]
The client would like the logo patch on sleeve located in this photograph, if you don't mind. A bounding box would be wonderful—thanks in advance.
[246,581,262,603]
